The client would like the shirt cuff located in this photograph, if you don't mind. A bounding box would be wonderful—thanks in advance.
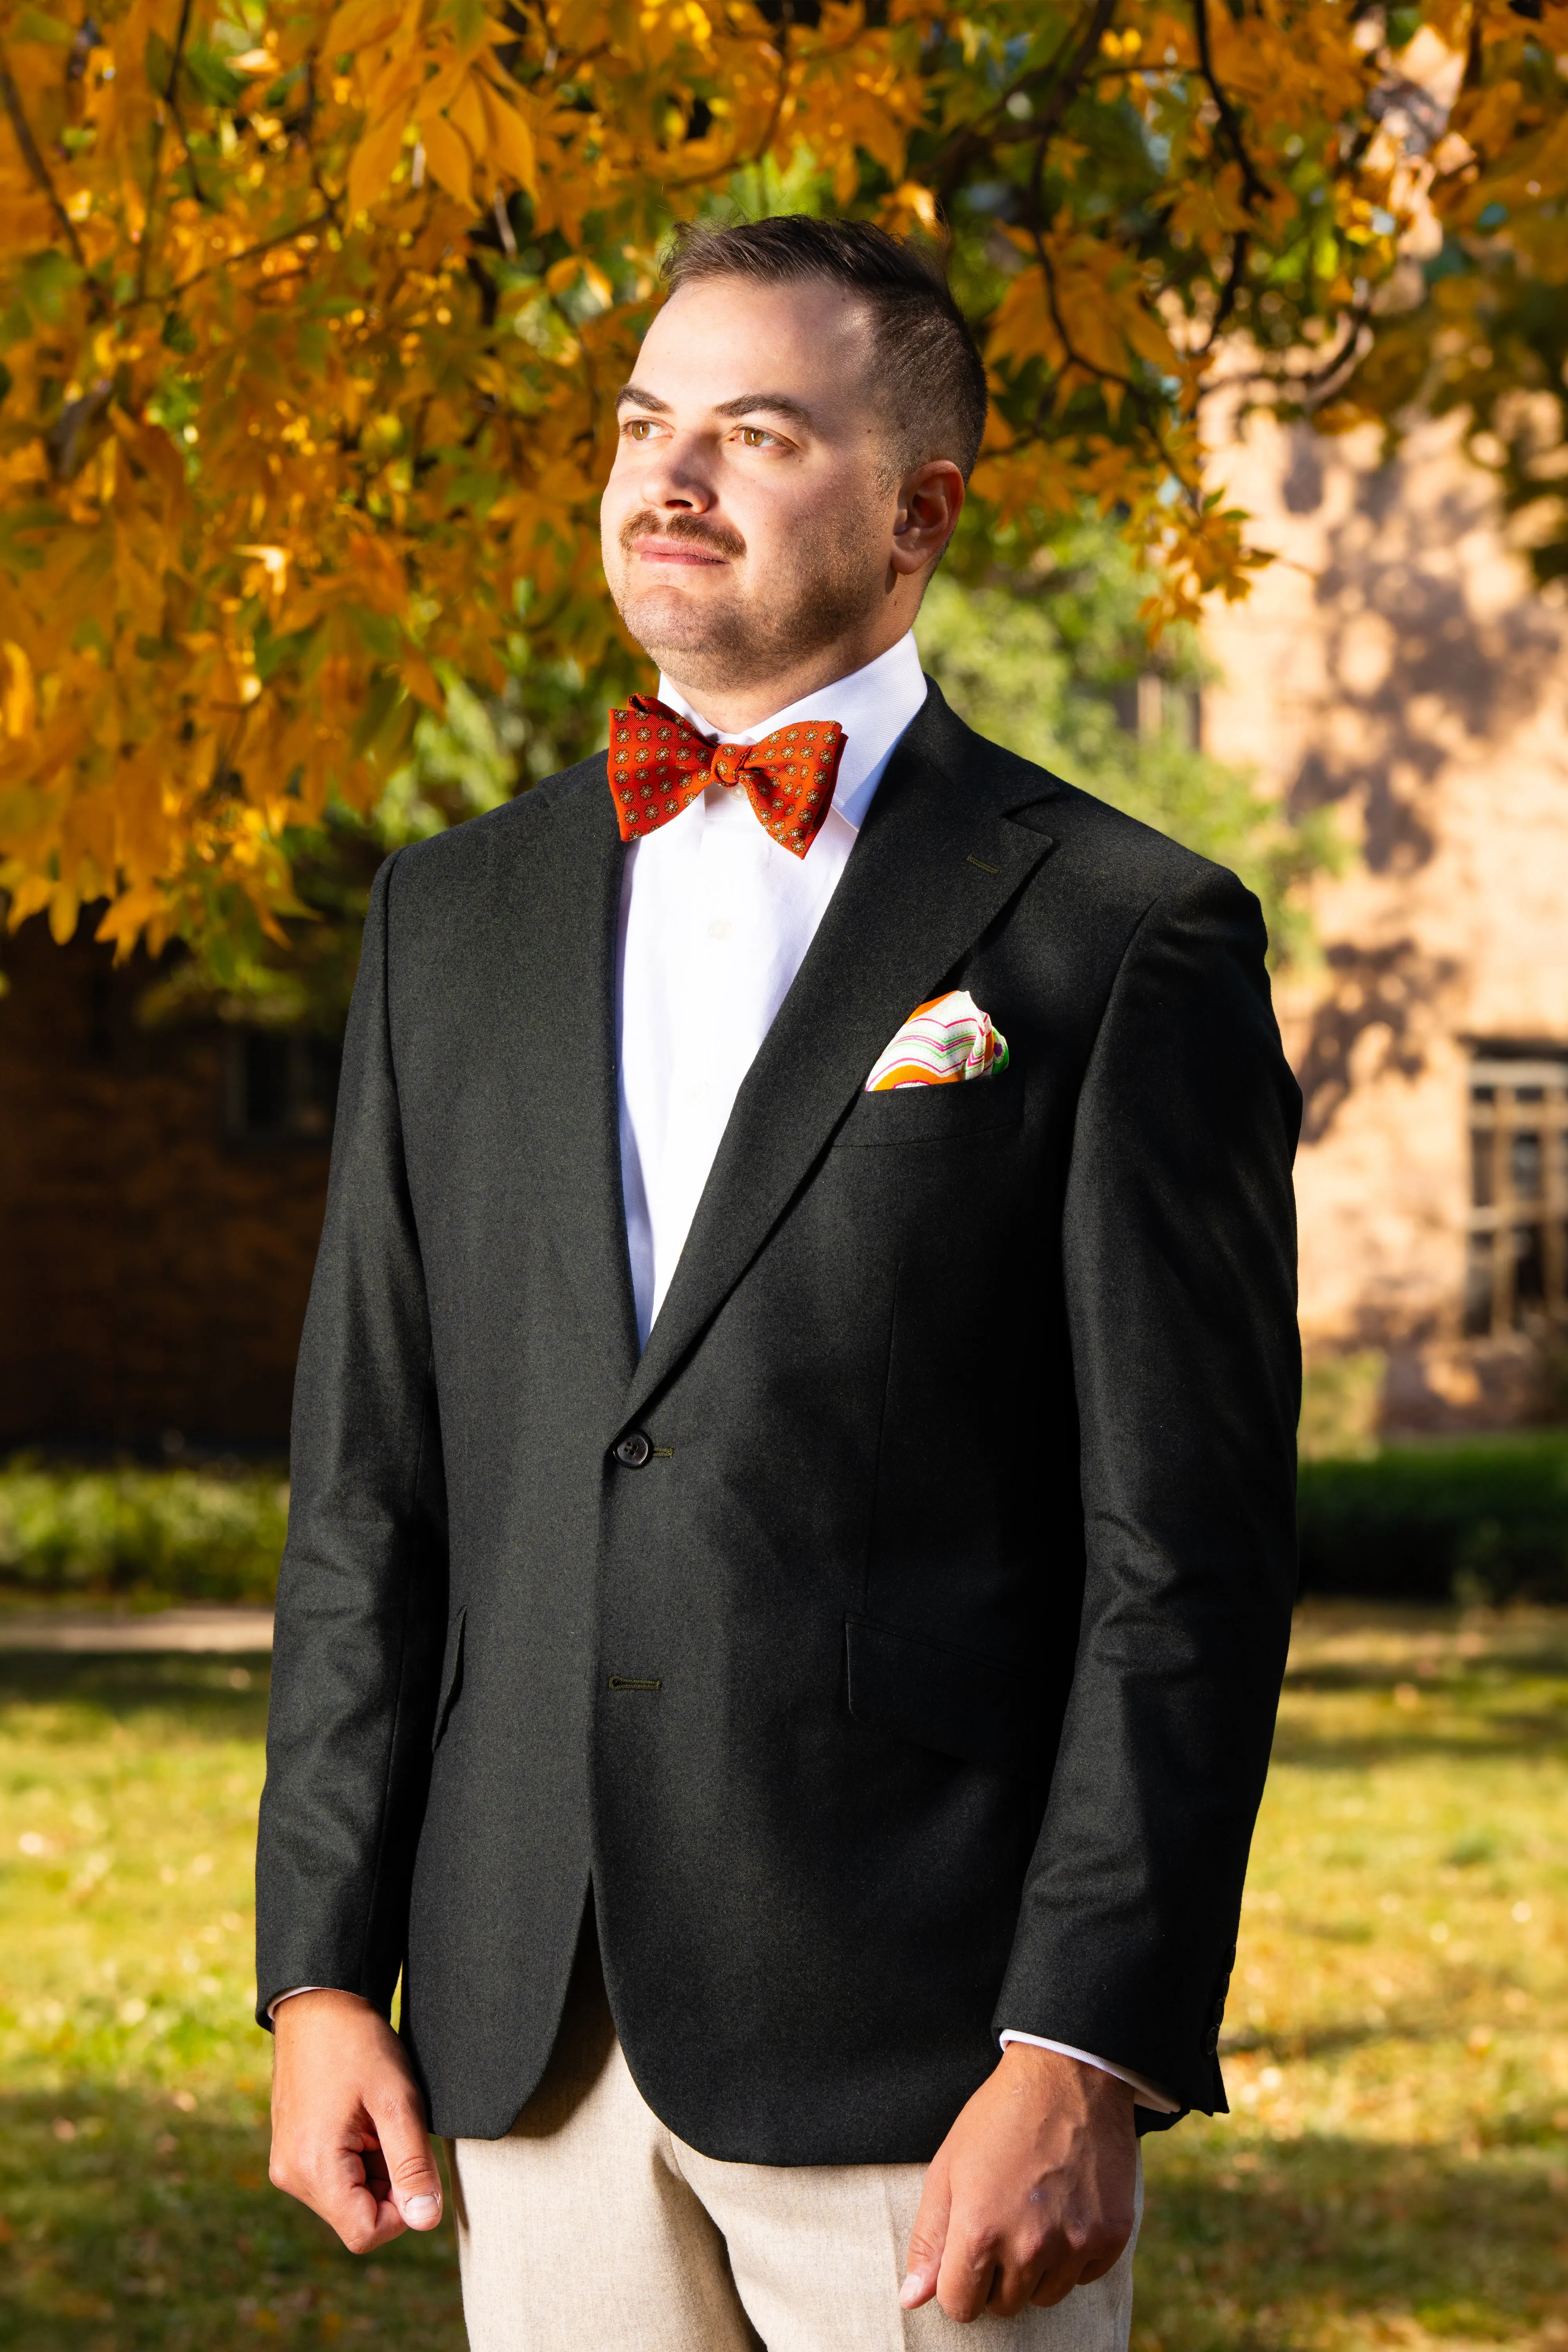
[998,2031,1181,2114]
[267,1985,325,2021]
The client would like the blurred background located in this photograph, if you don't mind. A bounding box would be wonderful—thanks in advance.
[2,0,1568,2342]
[3,401,1565,2352]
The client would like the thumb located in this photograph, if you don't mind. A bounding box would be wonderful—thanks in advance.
[368,2083,443,2230]
[900,2151,952,2310]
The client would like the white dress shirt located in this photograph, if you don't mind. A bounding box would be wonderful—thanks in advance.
[278,630,1180,2111]
[616,632,926,1345]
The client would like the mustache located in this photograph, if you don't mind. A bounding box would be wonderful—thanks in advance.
[620,510,746,562]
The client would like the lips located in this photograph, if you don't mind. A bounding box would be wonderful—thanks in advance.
[635,541,729,566]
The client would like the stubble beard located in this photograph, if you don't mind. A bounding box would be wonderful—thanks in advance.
[610,506,883,699]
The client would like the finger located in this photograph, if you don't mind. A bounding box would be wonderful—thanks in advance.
[935,2222,1002,2324]
[1027,2231,1116,2309]
[1064,2221,1133,2291]
[899,2153,952,2311]
[367,2079,443,2230]
[270,2126,410,2256]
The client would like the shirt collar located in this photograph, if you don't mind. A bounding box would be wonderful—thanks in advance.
[655,632,928,833]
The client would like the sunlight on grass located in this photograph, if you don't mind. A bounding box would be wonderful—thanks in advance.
[1139,1606,1568,2352]
[0,1609,1563,2349]
[0,1655,461,2349]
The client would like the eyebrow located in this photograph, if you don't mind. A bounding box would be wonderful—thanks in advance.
[614,385,817,430]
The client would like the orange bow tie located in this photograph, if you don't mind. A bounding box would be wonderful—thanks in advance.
[607,695,846,858]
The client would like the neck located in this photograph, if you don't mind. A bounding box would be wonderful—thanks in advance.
[656,613,911,733]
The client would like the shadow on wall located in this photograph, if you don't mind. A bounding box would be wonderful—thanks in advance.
[1276,429,1561,1148]
[1296,938,1460,1146]
[1283,431,1561,881]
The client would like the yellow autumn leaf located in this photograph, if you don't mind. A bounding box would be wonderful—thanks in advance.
[479,80,537,192]
[421,112,475,210]
[347,102,410,217]
[447,73,488,161]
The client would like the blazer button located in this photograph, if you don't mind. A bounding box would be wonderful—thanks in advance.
[613,1432,652,1468]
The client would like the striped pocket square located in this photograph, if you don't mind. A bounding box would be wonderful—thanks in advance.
[865,990,1009,1092]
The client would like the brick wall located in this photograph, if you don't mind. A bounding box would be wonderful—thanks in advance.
[0,924,330,1451]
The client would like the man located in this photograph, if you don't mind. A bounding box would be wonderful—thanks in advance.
[259,218,1300,2348]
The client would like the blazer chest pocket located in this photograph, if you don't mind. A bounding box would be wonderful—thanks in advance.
[845,1614,1040,1776]
[834,1069,1023,1150]
[432,1606,466,1754]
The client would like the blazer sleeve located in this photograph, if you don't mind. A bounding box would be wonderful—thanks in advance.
[254,851,450,2029]
[993,862,1301,2119]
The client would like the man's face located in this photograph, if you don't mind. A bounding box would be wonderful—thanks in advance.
[599,276,900,701]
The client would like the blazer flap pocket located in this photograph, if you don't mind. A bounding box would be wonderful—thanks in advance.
[835,1069,1022,1149]
[432,1606,466,1754]
[845,1613,1039,1776]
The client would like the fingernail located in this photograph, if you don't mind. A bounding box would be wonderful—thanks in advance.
[899,2274,923,2309]
[404,2194,440,2224]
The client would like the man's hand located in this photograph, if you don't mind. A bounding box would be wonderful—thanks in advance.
[900,2044,1138,2322]
[269,1990,444,2254]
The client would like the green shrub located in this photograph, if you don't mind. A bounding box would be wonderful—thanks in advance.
[1298,1433,1568,1604]
[0,1459,288,1605]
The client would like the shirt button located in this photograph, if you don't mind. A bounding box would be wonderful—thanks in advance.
[612,1432,652,1468]
[708,920,731,941]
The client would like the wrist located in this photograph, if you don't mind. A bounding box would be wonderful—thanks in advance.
[998,2039,1136,2107]
[272,1987,377,2034]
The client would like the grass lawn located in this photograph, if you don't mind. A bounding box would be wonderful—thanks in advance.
[0,1606,1564,2350]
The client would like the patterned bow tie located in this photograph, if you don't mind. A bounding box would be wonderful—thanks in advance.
[606,695,846,858]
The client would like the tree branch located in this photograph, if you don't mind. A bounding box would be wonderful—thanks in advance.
[1193,0,1270,212]
[162,209,337,301]
[0,38,89,273]
[1199,302,1373,406]
[163,0,210,210]
[932,0,1119,209]
[1193,227,1249,358]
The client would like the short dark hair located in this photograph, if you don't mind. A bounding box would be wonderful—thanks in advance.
[662,216,988,481]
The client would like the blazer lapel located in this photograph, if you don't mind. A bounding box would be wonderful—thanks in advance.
[622,683,1058,1423]
[498,764,640,1393]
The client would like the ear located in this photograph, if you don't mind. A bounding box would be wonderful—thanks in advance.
[890,460,966,577]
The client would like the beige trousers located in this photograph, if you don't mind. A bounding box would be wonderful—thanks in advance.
[449,1938,1141,2352]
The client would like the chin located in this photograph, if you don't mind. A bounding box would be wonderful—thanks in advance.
[620,588,751,675]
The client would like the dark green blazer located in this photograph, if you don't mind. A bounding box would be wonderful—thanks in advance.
[256,681,1301,2156]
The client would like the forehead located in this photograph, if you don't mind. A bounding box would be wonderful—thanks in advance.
[631,276,876,416]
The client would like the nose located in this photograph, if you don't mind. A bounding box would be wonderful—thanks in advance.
[637,433,715,515]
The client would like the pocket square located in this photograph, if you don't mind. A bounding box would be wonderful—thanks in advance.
[865,990,1010,1092]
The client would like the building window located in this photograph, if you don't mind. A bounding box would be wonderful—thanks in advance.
[1465,1049,1568,1336]
[224,1029,341,1147]
[1111,675,1203,748]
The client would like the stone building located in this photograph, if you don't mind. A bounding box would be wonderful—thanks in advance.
[1201,403,1568,1435]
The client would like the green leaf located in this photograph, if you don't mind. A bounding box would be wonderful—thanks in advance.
[0,503,59,579]
[253,624,315,685]
[347,608,401,663]
[448,0,485,51]
[350,666,405,756]
[19,250,82,326]
[13,7,73,44]
[181,42,248,110]
[161,311,197,355]
[143,28,172,94]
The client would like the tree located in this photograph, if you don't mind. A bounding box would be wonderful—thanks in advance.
[0,0,1559,964]
[917,509,1342,965]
